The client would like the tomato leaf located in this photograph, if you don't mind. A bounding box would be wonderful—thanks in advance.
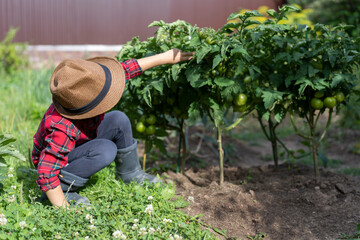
[221,22,241,31]
[212,54,222,69]
[188,102,201,122]
[331,74,344,88]
[141,86,152,107]
[195,45,212,64]
[148,20,165,28]
[150,80,163,92]
[250,32,261,44]
[231,46,248,56]
[171,64,181,81]
[227,13,243,21]
[285,75,295,88]
[185,66,208,88]
[261,90,283,109]
[189,32,201,47]
[267,9,278,18]
[295,77,314,95]
[214,77,235,87]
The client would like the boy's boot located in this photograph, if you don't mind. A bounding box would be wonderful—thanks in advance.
[59,170,90,206]
[115,139,161,184]
[40,170,90,206]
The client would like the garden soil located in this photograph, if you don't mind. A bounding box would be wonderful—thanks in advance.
[160,126,360,240]
[26,50,360,240]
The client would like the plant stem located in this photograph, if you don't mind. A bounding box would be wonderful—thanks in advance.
[308,110,319,177]
[143,140,147,171]
[257,114,271,141]
[317,108,333,148]
[176,132,182,174]
[180,120,186,174]
[223,109,251,131]
[217,126,224,185]
[268,117,279,168]
[290,113,311,140]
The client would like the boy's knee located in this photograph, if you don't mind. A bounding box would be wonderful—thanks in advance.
[93,140,117,164]
[109,111,131,129]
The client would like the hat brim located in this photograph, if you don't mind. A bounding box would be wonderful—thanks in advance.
[52,57,125,120]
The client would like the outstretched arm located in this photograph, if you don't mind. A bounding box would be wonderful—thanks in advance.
[137,48,194,71]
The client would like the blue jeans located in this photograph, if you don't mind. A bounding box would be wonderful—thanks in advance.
[62,111,133,178]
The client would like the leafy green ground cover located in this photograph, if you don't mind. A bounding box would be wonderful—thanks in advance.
[0,69,215,239]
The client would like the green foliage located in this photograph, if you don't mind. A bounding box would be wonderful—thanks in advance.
[116,5,360,175]
[0,133,26,166]
[339,63,360,129]
[0,165,215,239]
[0,27,28,74]
[290,0,360,37]
[307,0,360,38]
[0,67,52,157]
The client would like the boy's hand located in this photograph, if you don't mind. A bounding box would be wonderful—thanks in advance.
[137,48,194,71]
[163,48,194,64]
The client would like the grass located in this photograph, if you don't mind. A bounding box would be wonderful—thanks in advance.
[1,163,214,239]
[0,67,53,157]
[0,67,216,239]
[340,168,360,177]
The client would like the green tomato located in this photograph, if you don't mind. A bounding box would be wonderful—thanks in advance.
[146,114,157,125]
[198,30,207,39]
[334,92,345,103]
[314,91,324,98]
[211,69,218,76]
[323,97,337,108]
[145,125,156,135]
[310,98,324,110]
[244,75,251,84]
[136,122,146,133]
[233,93,248,106]
[206,37,215,45]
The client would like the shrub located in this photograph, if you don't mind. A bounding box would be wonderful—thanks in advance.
[0,27,28,74]
[288,0,360,37]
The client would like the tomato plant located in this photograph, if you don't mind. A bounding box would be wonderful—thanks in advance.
[115,5,360,180]
[224,5,360,175]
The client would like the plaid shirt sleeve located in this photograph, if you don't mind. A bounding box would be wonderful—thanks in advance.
[36,119,76,192]
[120,59,142,82]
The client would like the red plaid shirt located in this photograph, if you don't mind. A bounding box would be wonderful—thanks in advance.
[32,59,142,192]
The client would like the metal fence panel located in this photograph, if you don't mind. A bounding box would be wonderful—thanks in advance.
[0,0,284,44]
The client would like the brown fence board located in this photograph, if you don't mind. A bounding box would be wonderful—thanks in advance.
[0,0,284,45]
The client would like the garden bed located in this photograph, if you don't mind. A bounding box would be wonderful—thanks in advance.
[159,125,360,240]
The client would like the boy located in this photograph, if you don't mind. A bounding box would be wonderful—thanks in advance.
[32,49,194,207]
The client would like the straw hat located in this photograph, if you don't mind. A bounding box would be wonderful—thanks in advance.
[50,57,125,119]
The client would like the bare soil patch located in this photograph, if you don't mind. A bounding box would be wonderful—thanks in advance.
[160,125,360,240]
